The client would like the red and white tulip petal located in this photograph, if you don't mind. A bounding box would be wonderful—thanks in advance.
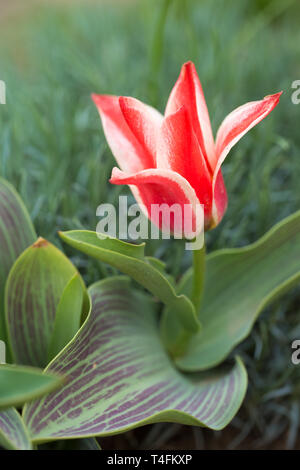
[92,94,155,173]
[110,167,204,238]
[215,92,282,178]
[119,96,163,166]
[157,106,213,222]
[210,92,281,228]
[165,61,216,172]
[211,170,228,228]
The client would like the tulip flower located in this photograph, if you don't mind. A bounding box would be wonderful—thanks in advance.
[92,61,281,236]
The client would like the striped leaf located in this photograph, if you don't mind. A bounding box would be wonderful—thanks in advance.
[0,364,63,409]
[59,230,200,333]
[0,178,36,349]
[5,238,82,367]
[166,210,300,371]
[23,277,247,443]
[0,408,31,450]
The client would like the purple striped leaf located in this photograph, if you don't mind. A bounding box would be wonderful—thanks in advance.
[0,408,31,450]
[0,178,36,350]
[5,238,83,367]
[23,277,247,444]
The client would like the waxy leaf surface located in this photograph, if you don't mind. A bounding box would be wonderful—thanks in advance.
[59,230,200,332]
[0,364,63,409]
[173,211,300,371]
[0,178,36,348]
[24,277,247,443]
[5,238,78,367]
[0,408,31,450]
[48,273,85,362]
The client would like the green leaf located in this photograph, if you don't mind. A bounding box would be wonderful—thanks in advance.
[5,238,80,367]
[59,230,200,333]
[0,178,36,350]
[0,408,32,450]
[38,437,101,450]
[172,210,300,371]
[48,273,86,362]
[0,364,63,409]
[23,277,247,443]
[73,437,101,450]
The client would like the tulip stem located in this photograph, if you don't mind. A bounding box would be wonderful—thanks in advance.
[191,242,206,314]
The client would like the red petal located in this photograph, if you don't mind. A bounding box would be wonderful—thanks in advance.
[110,167,203,238]
[211,170,228,228]
[92,94,156,173]
[119,96,163,167]
[211,92,281,228]
[157,106,213,223]
[215,92,282,173]
[165,61,216,172]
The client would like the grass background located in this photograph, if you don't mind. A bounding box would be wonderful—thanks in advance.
[1,0,300,449]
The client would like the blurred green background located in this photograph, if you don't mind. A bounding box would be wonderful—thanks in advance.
[1,0,300,449]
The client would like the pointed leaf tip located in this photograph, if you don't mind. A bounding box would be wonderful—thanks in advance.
[5,238,81,367]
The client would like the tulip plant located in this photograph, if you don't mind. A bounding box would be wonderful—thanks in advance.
[1,62,300,451]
